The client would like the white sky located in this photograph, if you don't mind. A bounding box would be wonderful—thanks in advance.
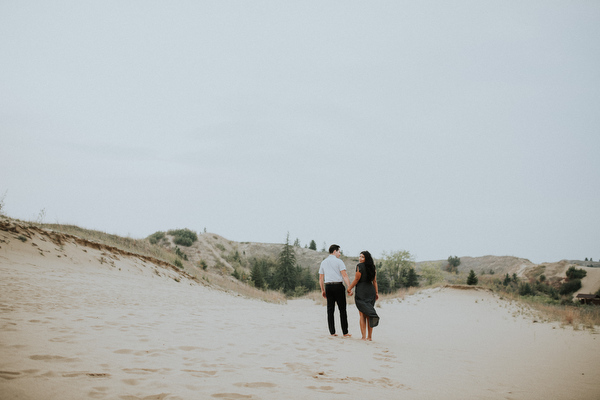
[1,1,599,264]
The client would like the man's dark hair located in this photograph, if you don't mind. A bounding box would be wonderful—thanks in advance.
[329,244,340,254]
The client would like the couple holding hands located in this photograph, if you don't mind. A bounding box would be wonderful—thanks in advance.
[318,244,380,341]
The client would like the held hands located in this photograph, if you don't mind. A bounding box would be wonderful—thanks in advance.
[347,287,353,296]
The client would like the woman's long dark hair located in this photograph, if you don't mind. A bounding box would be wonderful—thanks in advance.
[361,251,376,282]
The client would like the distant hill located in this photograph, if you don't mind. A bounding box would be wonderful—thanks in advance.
[160,233,599,297]
[162,232,358,275]
[417,255,536,277]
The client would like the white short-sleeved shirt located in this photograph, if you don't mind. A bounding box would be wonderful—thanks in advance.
[319,255,347,283]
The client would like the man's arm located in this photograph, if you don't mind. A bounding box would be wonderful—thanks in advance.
[341,270,351,291]
[319,274,326,298]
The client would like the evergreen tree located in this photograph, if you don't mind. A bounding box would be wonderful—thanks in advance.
[467,270,478,285]
[250,259,266,289]
[309,240,317,251]
[405,266,419,287]
[275,233,298,294]
[518,282,533,296]
[503,273,511,286]
[299,266,316,290]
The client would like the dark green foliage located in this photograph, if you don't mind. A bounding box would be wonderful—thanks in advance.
[559,279,582,295]
[148,231,165,244]
[298,266,317,291]
[175,246,188,261]
[247,235,316,296]
[503,273,511,286]
[275,233,299,294]
[309,240,317,251]
[467,270,478,285]
[566,266,587,280]
[519,282,533,296]
[404,266,420,287]
[167,228,198,247]
[173,258,183,269]
[534,280,559,300]
[250,257,278,289]
[446,256,460,273]
[376,262,392,293]
[232,268,242,280]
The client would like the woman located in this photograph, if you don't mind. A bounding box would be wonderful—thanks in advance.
[347,251,379,340]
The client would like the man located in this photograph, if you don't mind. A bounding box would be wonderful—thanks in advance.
[319,244,352,337]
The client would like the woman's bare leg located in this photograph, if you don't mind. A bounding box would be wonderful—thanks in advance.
[359,311,367,340]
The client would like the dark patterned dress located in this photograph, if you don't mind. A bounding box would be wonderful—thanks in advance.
[354,263,379,327]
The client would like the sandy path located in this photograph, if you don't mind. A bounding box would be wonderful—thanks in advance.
[1,237,599,399]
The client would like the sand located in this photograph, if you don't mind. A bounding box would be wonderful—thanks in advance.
[1,224,599,400]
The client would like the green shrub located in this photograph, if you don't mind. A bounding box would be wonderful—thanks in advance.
[174,258,183,269]
[167,228,198,247]
[559,279,582,295]
[519,282,534,296]
[148,231,165,245]
[566,266,587,280]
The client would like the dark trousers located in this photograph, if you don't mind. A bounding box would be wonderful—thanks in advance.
[325,283,348,335]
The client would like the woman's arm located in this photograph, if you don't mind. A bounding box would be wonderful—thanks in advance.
[347,266,361,294]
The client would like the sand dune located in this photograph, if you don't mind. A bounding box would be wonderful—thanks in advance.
[1,223,599,399]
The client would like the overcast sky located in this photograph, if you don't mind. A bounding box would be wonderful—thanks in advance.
[1,1,599,264]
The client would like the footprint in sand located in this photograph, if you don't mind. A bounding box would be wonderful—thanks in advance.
[182,369,217,377]
[211,394,253,399]
[234,382,277,388]
[62,372,110,378]
[0,370,21,380]
[306,385,340,393]
[119,394,170,400]
[114,349,133,354]
[29,355,80,362]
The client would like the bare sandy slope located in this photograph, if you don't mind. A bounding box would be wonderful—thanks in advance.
[576,266,600,296]
[1,226,599,400]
